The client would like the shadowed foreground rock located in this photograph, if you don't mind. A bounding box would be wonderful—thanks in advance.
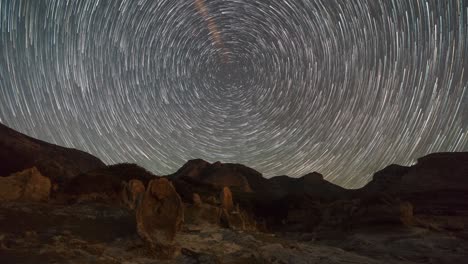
[63,163,157,203]
[136,178,184,259]
[320,196,414,230]
[121,179,145,210]
[0,167,51,202]
[192,193,202,207]
[220,186,234,212]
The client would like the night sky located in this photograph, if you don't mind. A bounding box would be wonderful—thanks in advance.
[0,0,467,188]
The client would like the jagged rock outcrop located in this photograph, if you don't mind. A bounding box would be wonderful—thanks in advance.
[136,178,184,259]
[358,164,411,194]
[121,179,145,210]
[0,123,105,186]
[220,186,234,212]
[360,153,468,194]
[0,167,51,202]
[183,188,257,231]
[402,153,468,191]
[359,152,468,215]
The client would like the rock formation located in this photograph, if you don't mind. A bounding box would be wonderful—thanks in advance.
[0,167,51,202]
[136,178,184,259]
[121,179,145,210]
[359,152,468,215]
[192,193,202,207]
[220,186,234,212]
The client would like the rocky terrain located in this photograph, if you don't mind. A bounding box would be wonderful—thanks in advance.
[0,123,467,263]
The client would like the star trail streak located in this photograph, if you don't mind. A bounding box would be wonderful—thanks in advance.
[0,0,467,188]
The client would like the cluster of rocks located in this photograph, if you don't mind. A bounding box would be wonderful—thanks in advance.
[119,177,258,259]
[0,167,51,202]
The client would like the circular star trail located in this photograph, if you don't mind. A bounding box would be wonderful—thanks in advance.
[0,0,467,188]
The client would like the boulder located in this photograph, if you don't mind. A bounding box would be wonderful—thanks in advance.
[220,187,234,212]
[121,179,145,210]
[136,178,184,259]
[193,193,203,207]
[0,167,51,202]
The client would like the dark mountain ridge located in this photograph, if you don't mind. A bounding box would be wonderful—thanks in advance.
[0,123,105,185]
[2,122,467,212]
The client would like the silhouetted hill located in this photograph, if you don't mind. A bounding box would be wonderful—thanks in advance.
[168,160,350,200]
[165,153,468,230]
[356,164,411,194]
[168,159,261,192]
[2,122,468,227]
[166,160,353,230]
[268,172,351,200]
[359,152,468,215]
[0,123,105,185]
